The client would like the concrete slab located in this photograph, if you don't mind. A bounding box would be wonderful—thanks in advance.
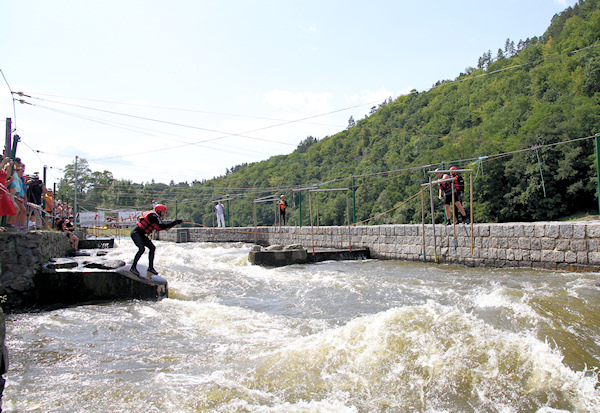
[249,247,370,267]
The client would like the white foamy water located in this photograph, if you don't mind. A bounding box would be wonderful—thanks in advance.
[4,239,600,412]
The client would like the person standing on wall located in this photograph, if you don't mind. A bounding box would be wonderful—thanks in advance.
[130,204,182,277]
[436,168,469,225]
[215,200,226,228]
[450,166,468,223]
[277,194,288,226]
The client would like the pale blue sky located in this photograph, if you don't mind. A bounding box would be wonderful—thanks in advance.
[0,0,577,186]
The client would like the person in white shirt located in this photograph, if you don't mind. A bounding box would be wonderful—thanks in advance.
[215,200,226,228]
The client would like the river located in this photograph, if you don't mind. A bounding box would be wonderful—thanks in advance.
[4,240,600,412]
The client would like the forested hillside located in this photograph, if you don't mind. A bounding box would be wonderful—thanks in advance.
[59,0,600,227]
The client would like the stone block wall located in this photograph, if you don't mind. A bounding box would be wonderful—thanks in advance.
[160,221,600,272]
[0,231,71,310]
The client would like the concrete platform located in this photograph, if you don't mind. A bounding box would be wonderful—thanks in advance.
[30,254,168,311]
[249,247,370,267]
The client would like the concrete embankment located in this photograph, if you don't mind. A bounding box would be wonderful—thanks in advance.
[0,231,72,310]
[159,221,600,272]
[0,231,167,313]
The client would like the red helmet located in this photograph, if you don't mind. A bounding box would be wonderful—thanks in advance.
[450,166,458,171]
[154,204,167,213]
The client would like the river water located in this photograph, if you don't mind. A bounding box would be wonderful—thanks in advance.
[4,240,600,412]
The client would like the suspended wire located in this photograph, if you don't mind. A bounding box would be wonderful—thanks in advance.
[22,95,379,156]
[0,68,17,132]
[27,102,281,162]
[20,100,397,177]
[28,92,343,128]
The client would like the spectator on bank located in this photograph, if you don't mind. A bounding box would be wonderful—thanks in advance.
[26,172,45,229]
[43,189,54,229]
[277,194,288,226]
[27,214,36,230]
[56,217,79,249]
[8,160,25,228]
[0,156,16,228]
[214,200,226,228]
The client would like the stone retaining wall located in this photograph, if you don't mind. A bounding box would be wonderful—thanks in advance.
[0,231,71,311]
[159,221,600,272]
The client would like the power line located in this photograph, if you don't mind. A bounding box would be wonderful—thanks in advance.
[26,92,343,128]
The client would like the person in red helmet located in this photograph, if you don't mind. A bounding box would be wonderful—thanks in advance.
[448,167,469,224]
[130,203,182,277]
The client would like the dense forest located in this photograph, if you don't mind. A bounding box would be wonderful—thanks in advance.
[58,0,600,227]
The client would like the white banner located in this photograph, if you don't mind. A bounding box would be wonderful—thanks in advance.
[118,210,143,225]
[79,211,106,227]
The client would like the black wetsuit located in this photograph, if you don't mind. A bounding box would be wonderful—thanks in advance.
[131,212,180,270]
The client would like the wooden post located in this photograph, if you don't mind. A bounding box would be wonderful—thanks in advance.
[346,192,352,252]
[309,191,315,256]
[470,171,474,254]
[429,176,437,263]
[315,192,320,228]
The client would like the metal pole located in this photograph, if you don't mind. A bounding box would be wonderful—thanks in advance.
[451,180,456,250]
[346,192,351,252]
[227,198,230,227]
[4,118,10,158]
[315,192,320,227]
[429,176,438,263]
[298,191,302,227]
[352,175,356,224]
[10,134,19,159]
[470,171,474,254]
[253,201,257,244]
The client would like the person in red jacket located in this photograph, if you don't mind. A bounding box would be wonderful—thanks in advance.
[130,204,181,277]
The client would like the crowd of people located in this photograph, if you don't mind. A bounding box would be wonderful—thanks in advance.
[0,154,77,247]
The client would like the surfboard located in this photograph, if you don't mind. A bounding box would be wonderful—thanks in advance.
[116,264,168,285]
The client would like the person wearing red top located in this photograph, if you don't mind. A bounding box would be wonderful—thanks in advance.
[0,156,16,227]
[129,204,181,277]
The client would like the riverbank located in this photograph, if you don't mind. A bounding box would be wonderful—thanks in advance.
[160,221,600,272]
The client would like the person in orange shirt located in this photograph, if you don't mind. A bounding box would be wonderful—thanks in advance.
[43,190,54,229]
[277,194,288,226]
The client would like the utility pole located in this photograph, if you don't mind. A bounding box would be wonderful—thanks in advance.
[298,192,302,227]
[351,175,356,224]
[4,118,10,157]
